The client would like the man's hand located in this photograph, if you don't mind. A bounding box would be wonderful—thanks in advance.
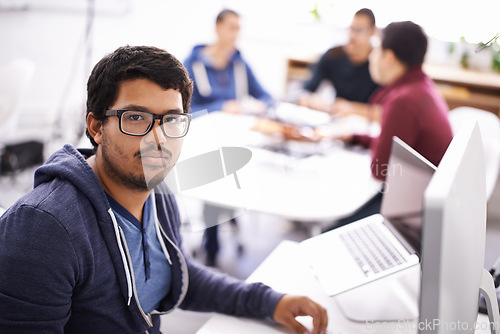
[335,134,353,143]
[330,98,381,123]
[273,295,328,334]
[330,98,354,117]
[297,92,329,112]
[222,99,242,114]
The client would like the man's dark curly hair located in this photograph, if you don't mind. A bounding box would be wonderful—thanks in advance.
[382,21,428,67]
[85,45,193,150]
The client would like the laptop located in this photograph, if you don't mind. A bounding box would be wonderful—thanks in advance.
[300,136,437,296]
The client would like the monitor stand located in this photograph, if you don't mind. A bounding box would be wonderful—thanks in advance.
[334,266,500,329]
[334,265,420,322]
[480,268,500,334]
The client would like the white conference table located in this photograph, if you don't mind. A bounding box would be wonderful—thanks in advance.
[175,108,382,232]
[196,240,492,334]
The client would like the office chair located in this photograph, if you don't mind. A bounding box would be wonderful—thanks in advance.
[0,59,41,176]
[448,106,500,201]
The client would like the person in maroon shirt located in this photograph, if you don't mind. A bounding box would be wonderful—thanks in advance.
[328,21,453,231]
[348,21,453,181]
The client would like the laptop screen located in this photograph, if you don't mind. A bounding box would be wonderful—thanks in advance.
[380,137,437,254]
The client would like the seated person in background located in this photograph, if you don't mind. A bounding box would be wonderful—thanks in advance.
[184,9,273,114]
[184,9,274,266]
[348,21,453,180]
[330,21,453,230]
[298,8,380,121]
[0,45,328,334]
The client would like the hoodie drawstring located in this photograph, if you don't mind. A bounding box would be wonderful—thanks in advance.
[108,208,133,306]
[151,195,173,265]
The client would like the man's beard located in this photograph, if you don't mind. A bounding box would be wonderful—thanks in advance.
[101,137,174,192]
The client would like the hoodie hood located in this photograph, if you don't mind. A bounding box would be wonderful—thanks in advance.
[34,144,143,322]
[34,144,110,222]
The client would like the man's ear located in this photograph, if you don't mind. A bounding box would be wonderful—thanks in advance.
[384,49,398,66]
[87,112,103,145]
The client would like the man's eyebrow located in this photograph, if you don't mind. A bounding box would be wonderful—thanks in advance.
[119,105,184,114]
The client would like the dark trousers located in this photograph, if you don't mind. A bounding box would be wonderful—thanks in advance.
[324,191,383,232]
[202,203,236,257]
[203,225,219,257]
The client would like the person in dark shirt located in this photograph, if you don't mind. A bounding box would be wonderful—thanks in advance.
[298,8,379,120]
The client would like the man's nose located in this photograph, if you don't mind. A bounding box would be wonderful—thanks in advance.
[145,120,167,145]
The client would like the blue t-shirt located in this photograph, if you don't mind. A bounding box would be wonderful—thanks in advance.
[106,193,172,313]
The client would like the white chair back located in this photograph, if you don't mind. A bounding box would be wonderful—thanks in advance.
[448,106,500,200]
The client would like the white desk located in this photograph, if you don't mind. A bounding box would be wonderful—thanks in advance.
[176,110,382,231]
[196,240,492,334]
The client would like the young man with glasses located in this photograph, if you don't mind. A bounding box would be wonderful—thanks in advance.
[298,8,380,120]
[0,46,327,334]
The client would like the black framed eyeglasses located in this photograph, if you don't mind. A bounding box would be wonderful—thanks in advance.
[105,110,192,138]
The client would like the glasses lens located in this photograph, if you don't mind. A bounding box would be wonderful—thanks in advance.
[120,111,153,135]
[162,114,189,137]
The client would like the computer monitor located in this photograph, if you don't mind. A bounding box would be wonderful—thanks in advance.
[419,122,487,333]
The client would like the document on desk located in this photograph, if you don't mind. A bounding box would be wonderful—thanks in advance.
[246,240,311,294]
[197,314,334,334]
[272,102,331,127]
[197,314,288,334]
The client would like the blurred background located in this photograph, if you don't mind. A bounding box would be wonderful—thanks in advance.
[1,0,499,156]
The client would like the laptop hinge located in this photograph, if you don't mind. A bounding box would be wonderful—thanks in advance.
[382,219,418,256]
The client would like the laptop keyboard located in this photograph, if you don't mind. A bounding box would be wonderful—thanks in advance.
[340,223,408,276]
